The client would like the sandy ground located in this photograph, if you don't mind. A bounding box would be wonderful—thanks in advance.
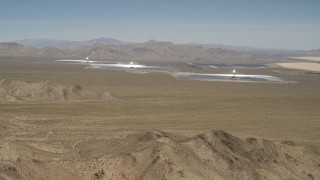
[0,57,320,179]
[276,62,320,72]
[290,56,320,62]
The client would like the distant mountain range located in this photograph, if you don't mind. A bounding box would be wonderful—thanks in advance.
[0,38,319,63]
[186,43,320,57]
[0,41,255,63]
[14,37,127,49]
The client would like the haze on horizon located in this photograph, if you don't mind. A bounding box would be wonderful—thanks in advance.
[1,0,320,50]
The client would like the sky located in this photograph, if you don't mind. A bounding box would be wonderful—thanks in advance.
[1,0,320,49]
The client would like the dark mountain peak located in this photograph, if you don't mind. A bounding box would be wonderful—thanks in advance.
[0,42,23,47]
[0,42,28,50]
[146,39,157,43]
[145,39,173,46]
[87,37,123,44]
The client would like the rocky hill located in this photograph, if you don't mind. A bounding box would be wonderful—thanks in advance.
[0,130,319,179]
[0,79,114,103]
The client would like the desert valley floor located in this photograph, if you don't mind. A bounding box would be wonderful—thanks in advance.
[0,57,319,179]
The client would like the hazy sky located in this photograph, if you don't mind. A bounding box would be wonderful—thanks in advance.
[1,0,320,49]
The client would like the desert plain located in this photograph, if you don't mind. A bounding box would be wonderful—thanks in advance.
[0,56,320,179]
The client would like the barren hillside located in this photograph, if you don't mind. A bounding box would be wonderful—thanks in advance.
[0,130,319,179]
[0,79,114,103]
